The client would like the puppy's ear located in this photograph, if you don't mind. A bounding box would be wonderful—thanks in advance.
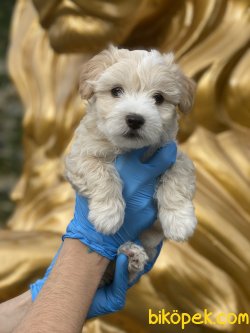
[177,71,196,114]
[79,45,119,100]
[163,53,196,113]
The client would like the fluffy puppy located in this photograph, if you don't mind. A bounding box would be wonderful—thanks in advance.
[65,46,197,281]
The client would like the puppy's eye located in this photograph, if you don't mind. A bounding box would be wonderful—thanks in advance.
[111,86,124,97]
[153,93,164,105]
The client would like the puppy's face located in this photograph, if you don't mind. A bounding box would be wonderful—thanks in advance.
[80,46,195,149]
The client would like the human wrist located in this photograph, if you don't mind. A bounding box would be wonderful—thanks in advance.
[63,239,109,274]
[63,233,118,261]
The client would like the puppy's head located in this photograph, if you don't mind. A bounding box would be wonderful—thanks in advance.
[80,46,195,149]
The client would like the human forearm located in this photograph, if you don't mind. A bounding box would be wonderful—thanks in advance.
[14,239,109,333]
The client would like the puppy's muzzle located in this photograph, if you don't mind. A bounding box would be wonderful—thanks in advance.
[126,113,145,130]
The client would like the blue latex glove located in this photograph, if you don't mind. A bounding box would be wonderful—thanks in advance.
[87,242,162,318]
[31,242,163,318]
[63,142,177,260]
[30,142,176,316]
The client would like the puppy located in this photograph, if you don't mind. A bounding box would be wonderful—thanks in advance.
[65,46,197,282]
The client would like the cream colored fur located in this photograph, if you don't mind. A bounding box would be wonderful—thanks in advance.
[65,46,197,281]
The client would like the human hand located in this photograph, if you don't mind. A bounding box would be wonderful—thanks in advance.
[30,142,175,311]
[63,142,177,260]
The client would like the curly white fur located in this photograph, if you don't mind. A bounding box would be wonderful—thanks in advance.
[65,46,197,280]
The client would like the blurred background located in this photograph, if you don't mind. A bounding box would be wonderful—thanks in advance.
[0,1,22,228]
[0,1,249,332]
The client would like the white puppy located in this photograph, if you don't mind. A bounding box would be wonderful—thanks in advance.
[65,46,197,281]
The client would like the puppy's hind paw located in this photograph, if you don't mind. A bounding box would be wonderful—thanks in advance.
[159,203,197,242]
[118,242,149,282]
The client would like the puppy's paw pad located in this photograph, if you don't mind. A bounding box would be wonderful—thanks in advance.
[159,204,197,242]
[118,242,149,275]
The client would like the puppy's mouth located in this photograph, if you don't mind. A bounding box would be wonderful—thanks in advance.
[122,130,142,139]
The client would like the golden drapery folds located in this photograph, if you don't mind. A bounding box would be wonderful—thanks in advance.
[1,0,249,332]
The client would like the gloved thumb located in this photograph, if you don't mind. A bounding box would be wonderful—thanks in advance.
[143,141,177,177]
[110,254,128,310]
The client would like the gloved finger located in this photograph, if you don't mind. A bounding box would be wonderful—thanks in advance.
[144,141,177,176]
[111,254,129,294]
[87,255,128,319]
[128,147,150,160]
[115,147,149,169]
[110,254,128,309]
[86,287,108,318]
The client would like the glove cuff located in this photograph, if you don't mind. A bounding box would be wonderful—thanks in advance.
[62,233,116,261]
[30,279,44,301]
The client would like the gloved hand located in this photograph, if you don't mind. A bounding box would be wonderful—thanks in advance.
[63,142,177,260]
[30,142,176,316]
[87,242,162,318]
[31,242,163,318]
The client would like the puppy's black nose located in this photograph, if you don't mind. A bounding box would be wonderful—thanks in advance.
[126,114,145,130]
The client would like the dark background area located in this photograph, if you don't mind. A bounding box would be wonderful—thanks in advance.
[0,1,23,227]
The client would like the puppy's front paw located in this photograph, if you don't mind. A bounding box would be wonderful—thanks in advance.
[89,198,125,235]
[118,242,149,282]
[159,203,197,242]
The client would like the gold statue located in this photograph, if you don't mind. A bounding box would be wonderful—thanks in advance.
[1,0,249,332]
